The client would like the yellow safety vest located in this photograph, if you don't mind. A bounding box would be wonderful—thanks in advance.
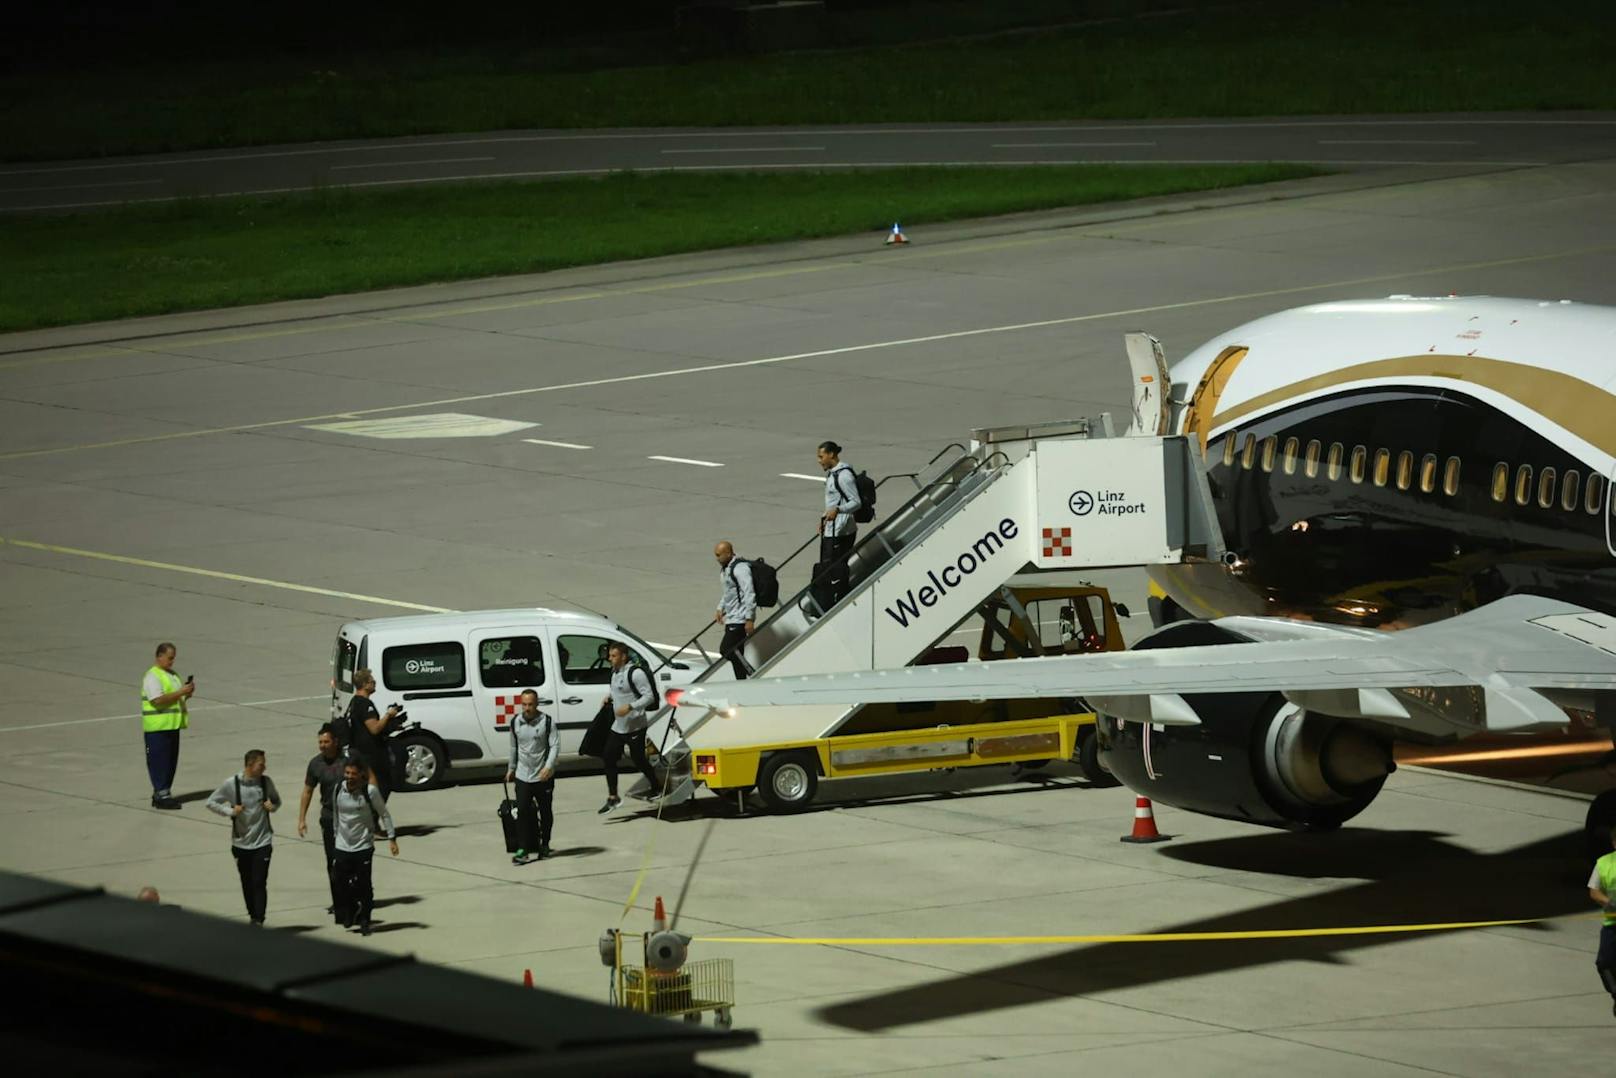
[1599,852,1616,927]
[141,665,188,732]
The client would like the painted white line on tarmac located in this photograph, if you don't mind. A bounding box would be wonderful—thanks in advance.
[3,116,1605,177]
[0,695,326,733]
[661,147,825,154]
[992,142,1157,148]
[1,178,164,194]
[648,455,725,468]
[9,157,1552,211]
[0,536,454,613]
[780,472,825,481]
[8,241,1610,459]
[1316,139,1478,146]
[523,438,594,449]
[331,156,497,170]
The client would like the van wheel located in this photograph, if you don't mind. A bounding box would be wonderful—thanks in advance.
[394,733,447,792]
[757,752,818,813]
[1076,728,1120,787]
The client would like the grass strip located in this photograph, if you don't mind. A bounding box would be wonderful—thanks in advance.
[4,1,1613,162]
[0,164,1321,333]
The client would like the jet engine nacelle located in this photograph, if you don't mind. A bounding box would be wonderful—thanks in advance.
[1094,620,1394,830]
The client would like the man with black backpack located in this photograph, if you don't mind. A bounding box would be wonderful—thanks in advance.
[598,642,662,814]
[331,759,396,936]
[816,440,874,609]
[205,749,280,926]
[505,688,559,864]
[713,540,757,679]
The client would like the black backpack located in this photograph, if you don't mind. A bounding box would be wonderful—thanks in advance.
[734,557,780,607]
[628,664,661,712]
[834,466,878,524]
[853,471,877,523]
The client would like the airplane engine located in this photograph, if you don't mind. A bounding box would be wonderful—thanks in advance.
[1094,620,1394,830]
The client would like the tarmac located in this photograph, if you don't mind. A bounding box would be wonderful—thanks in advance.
[4,155,1616,1073]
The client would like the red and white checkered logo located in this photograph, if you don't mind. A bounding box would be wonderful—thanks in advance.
[1042,526,1073,558]
[492,694,524,730]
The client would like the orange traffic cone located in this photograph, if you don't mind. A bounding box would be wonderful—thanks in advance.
[653,895,667,932]
[885,221,909,246]
[1120,796,1169,843]
[523,968,534,987]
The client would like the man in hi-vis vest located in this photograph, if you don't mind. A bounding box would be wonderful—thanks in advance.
[141,642,194,810]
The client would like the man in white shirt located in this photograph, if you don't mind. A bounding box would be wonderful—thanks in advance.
[598,643,660,814]
[506,689,559,863]
[713,540,756,679]
[204,749,280,926]
[816,440,862,609]
[330,759,397,936]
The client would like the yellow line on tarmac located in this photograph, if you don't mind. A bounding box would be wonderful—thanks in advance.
[696,916,1545,945]
[0,536,453,613]
[5,243,1613,465]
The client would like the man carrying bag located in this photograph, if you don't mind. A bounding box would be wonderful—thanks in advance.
[504,688,559,864]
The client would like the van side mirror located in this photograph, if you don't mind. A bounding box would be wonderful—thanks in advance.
[1114,603,1131,618]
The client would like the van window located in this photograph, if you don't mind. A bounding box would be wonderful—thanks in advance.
[334,636,358,693]
[382,642,466,691]
[479,636,546,689]
[557,634,647,686]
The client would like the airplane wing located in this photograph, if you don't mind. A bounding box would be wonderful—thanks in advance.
[673,596,1616,732]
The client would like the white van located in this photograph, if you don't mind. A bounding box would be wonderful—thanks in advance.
[330,609,697,791]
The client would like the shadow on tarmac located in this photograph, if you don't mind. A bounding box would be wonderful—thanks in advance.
[811,827,1594,1032]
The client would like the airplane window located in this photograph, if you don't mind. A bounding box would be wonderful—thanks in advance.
[1394,451,1413,491]
[1587,472,1604,515]
[1514,464,1533,507]
[1443,456,1461,496]
[1537,467,1557,509]
[1350,446,1367,485]
[1490,462,1508,503]
[1327,443,1344,481]
[1241,434,1257,470]
[1222,436,1237,467]
[1562,469,1580,512]
[1261,436,1277,473]
[1372,448,1390,488]
[1419,454,1437,493]
[1303,439,1321,478]
[1281,437,1299,474]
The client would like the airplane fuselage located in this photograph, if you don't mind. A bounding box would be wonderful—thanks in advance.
[1148,298,1616,629]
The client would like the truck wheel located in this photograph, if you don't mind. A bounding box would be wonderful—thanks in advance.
[757,752,818,813]
[1076,728,1120,787]
[394,733,447,792]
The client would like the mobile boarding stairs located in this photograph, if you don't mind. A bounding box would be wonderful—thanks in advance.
[642,334,1224,805]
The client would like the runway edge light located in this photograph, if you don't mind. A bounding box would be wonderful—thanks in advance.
[885,221,909,246]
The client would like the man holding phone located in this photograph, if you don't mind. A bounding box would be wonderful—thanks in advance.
[140,642,194,810]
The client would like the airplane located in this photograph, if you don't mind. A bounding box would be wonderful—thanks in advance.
[671,295,1616,834]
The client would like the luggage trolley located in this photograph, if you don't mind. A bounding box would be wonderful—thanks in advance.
[602,924,735,1030]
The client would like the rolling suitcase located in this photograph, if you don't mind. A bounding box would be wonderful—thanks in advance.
[498,781,520,853]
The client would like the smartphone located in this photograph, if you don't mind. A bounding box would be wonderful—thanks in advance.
[185,675,194,685]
